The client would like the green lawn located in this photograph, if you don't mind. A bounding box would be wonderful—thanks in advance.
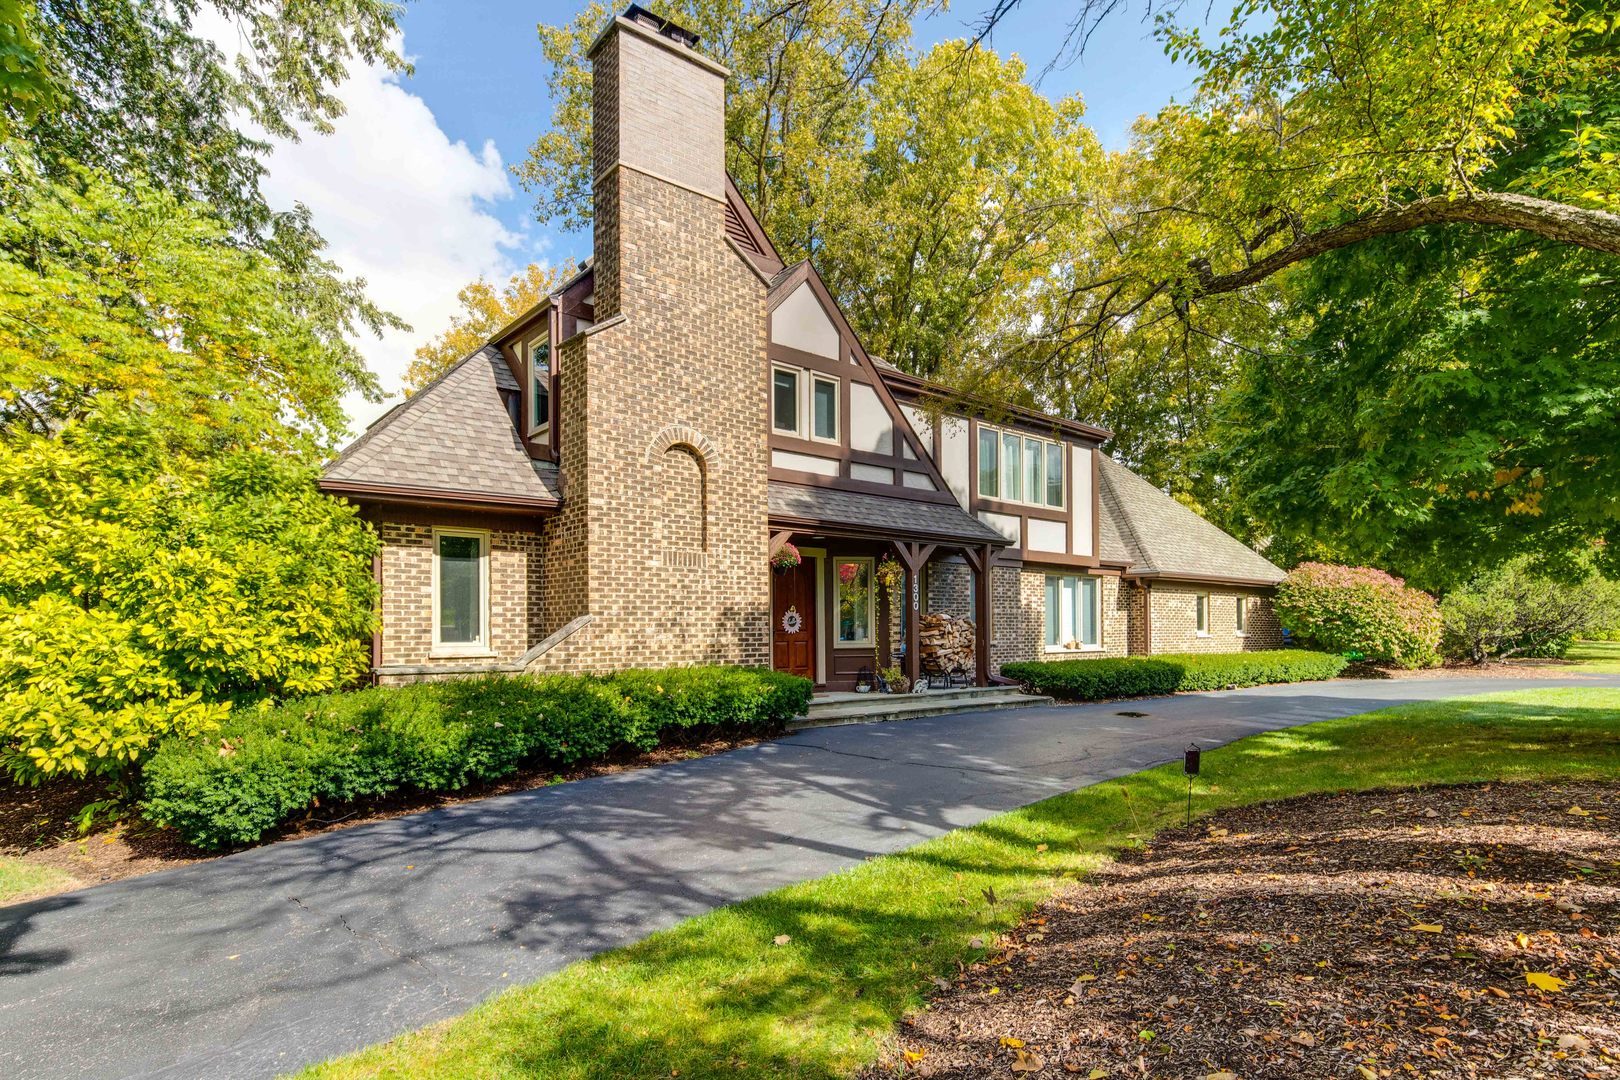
[1568,638,1620,672]
[301,688,1620,1080]
[0,857,77,906]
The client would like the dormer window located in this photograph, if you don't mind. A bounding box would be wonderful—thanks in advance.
[528,336,551,438]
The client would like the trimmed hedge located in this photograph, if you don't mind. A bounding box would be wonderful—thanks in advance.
[140,666,811,850]
[1001,649,1347,701]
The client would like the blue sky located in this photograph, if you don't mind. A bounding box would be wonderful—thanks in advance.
[393,0,1204,270]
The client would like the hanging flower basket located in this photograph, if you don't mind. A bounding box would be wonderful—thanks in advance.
[771,542,801,571]
[875,555,905,598]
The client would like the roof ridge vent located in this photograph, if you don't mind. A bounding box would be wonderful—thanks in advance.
[622,4,700,48]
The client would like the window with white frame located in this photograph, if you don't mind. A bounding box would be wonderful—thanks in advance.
[433,529,490,655]
[1195,592,1210,635]
[835,557,874,646]
[1235,595,1247,634]
[976,424,1066,508]
[1045,574,1100,649]
[771,365,839,443]
[528,336,551,438]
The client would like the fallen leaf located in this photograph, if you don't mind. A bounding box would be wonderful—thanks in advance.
[1087,1071,1108,1080]
[1486,986,1510,998]
[1514,932,1532,949]
[1291,1032,1315,1047]
[970,937,985,949]
[1408,924,1444,934]
[1010,1048,1044,1072]
[1036,843,1049,852]
[1356,1068,1377,1080]
[1208,1073,1238,1080]
[1072,974,1098,984]
[1556,1033,1589,1052]
[772,934,792,947]
[903,1047,927,1065]
[1567,806,1592,816]
[1525,972,1567,992]
[1001,1037,1026,1049]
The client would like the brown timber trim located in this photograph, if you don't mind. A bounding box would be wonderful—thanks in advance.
[976,495,1068,522]
[1017,551,1110,572]
[1126,572,1284,589]
[767,341,848,377]
[322,480,560,515]
[355,502,549,532]
[1142,580,1153,655]
[962,544,993,687]
[369,549,383,681]
[768,467,959,505]
[769,514,1004,550]
[883,368,1112,443]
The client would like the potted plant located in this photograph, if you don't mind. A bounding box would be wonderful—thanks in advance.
[879,664,909,694]
[771,542,801,572]
[854,665,873,693]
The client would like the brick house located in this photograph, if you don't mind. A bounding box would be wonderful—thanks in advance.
[321,5,1285,691]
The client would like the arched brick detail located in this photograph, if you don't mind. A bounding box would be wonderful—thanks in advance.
[645,424,721,473]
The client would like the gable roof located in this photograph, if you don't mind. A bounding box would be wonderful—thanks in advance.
[322,346,561,509]
[1096,455,1283,585]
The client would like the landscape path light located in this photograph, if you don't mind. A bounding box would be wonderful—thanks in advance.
[1183,743,1201,827]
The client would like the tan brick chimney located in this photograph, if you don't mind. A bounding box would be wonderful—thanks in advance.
[534,5,771,674]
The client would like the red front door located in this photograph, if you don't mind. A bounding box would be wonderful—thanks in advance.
[771,561,817,680]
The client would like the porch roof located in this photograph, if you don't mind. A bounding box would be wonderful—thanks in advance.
[768,481,1006,547]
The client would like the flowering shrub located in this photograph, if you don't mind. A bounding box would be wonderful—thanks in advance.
[1273,563,1441,668]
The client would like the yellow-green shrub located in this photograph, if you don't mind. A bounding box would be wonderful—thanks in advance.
[0,417,377,783]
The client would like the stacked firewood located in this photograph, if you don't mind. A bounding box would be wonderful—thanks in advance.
[919,613,975,671]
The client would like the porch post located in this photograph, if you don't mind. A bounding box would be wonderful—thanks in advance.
[969,545,993,687]
[893,541,936,689]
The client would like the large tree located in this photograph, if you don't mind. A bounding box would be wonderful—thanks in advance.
[18,0,407,236]
[404,262,577,392]
[516,1,1096,376]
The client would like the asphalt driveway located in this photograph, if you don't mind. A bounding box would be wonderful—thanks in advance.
[1,674,1614,1080]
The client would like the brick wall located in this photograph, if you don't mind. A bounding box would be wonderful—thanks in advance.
[376,520,544,669]
[529,18,769,675]
[1147,584,1283,653]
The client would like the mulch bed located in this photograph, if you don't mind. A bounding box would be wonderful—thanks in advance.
[1343,659,1594,680]
[0,731,773,897]
[868,781,1619,1078]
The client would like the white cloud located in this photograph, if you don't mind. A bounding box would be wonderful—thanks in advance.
[201,18,531,434]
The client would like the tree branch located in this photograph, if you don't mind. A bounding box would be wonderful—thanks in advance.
[1193,191,1620,297]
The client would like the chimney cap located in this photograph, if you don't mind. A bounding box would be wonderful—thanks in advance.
[622,4,700,49]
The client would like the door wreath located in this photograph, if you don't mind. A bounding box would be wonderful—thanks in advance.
[781,606,803,634]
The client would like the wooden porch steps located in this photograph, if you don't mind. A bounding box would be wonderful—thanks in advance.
[788,685,1053,730]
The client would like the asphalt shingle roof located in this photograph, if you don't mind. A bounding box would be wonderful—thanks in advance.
[1096,455,1283,584]
[323,346,561,504]
[768,482,1007,546]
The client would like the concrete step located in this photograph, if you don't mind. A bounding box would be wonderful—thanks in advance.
[790,686,1053,730]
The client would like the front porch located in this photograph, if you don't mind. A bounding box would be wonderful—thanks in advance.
[767,519,1006,693]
